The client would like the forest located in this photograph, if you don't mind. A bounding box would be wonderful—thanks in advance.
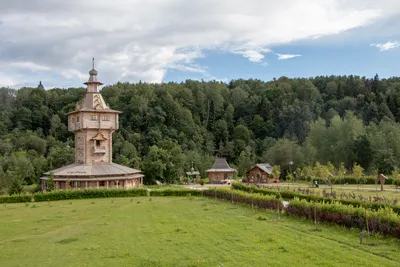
[1,74,400,191]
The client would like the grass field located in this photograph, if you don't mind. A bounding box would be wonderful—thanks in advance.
[1,197,399,267]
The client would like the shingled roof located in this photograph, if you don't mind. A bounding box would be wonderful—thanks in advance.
[44,163,143,177]
[252,163,273,174]
[206,158,236,173]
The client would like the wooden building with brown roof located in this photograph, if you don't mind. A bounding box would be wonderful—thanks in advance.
[246,163,274,184]
[206,158,236,184]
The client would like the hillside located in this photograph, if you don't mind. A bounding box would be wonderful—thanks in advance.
[1,75,400,187]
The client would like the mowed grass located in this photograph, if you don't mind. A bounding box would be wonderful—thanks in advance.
[0,197,399,267]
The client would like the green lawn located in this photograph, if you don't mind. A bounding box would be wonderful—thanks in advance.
[0,197,399,267]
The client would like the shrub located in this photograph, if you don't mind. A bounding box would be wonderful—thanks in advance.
[393,223,400,238]
[203,188,283,211]
[1,188,205,203]
[8,179,23,195]
[393,179,400,189]
[0,194,32,203]
[149,188,203,197]
[33,188,148,202]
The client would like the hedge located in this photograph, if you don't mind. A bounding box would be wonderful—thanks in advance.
[149,188,203,197]
[0,194,32,204]
[0,188,206,203]
[232,183,400,214]
[311,177,393,185]
[286,198,400,238]
[203,188,283,211]
[33,188,148,202]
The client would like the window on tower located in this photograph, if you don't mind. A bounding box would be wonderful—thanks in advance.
[76,116,80,122]
[102,115,110,121]
[96,140,101,147]
[91,115,98,121]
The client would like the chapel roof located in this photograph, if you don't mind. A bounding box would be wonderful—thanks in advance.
[206,158,236,173]
[44,162,142,177]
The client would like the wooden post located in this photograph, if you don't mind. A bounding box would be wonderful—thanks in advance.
[106,180,109,188]
[85,181,88,189]
[96,181,99,188]
[55,181,59,190]
[116,180,119,189]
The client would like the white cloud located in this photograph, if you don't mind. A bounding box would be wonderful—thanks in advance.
[0,0,399,87]
[0,73,16,87]
[370,41,400,51]
[60,69,88,80]
[232,48,272,63]
[205,76,228,83]
[276,53,302,60]
[10,61,51,71]
[239,50,266,63]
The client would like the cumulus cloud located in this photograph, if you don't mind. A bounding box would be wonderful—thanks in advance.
[232,48,272,63]
[370,41,400,51]
[276,53,302,60]
[0,0,399,87]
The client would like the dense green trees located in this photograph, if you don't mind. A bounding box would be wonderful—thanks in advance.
[1,74,400,190]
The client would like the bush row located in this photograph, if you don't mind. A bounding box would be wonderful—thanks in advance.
[0,194,32,203]
[203,188,283,210]
[312,177,394,185]
[149,188,203,197]
[286,198,400,238]
[34,188,149,202]
[205,186,400,238]
[232,183,400,214]
[1,188,205,203]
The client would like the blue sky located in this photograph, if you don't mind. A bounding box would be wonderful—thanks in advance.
[163,36,400,83]
[0,0,399,88]
[164,15,400,82]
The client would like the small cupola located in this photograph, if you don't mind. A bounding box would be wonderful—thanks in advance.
[84,58,103,92]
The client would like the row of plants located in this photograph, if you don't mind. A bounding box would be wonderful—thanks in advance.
[232,183,400,214]
[203,188,283,210]
[0,188,203,203]
[286,198,400,238]
[0,194,32,203]
[149,188,203,196]
[203,186,400,238]
[205,187,400,239]
[296,187,399,206]
[309,177,395,185]
[33,188,149,202]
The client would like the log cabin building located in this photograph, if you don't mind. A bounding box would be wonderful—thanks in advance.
[40,60,144,190]
[246,163,273,184]
[206,158,236,184]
